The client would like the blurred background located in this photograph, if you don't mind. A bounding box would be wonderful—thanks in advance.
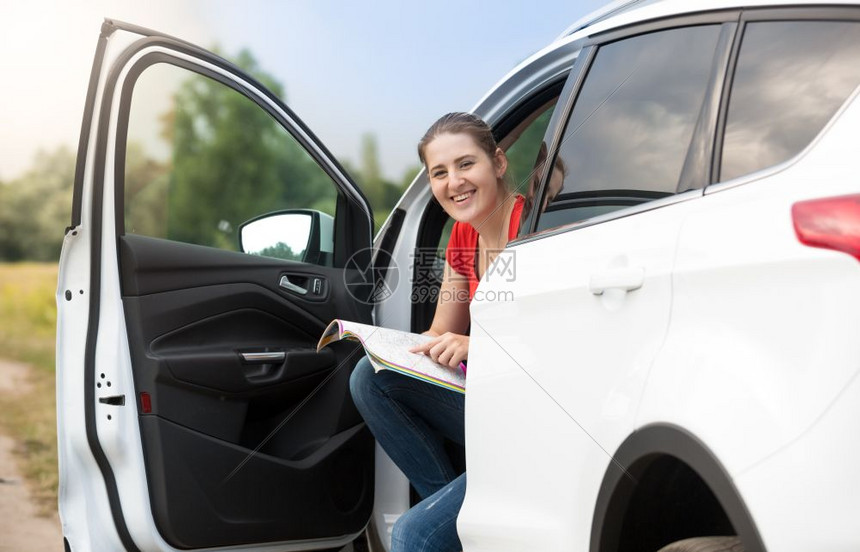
[0,0,605,524]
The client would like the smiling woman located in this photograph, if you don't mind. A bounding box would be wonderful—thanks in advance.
[349,112,526,552]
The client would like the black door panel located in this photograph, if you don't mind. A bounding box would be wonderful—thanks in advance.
[148,305,336,393]
[120,235,367,317]
[142,417,372,548]
[119,234,373,548]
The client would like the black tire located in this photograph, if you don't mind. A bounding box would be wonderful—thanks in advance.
[657,536,745,552]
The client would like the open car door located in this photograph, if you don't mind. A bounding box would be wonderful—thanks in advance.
[57,20,376,551]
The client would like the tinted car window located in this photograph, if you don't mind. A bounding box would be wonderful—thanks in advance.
[721,21,860,182]
[504,102,557,195]
[536,25,722,231]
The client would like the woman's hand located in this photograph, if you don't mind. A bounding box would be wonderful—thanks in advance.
[410,332,469,370]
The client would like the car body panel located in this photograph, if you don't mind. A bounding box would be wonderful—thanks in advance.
[460,202,686,551]
[459,2,860,551]
[638,86,860,551]
[639,87,860,474]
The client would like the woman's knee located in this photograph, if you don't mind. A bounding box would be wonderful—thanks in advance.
[391,506,446,552]
[391,511,460,552]
[390,476,465,552]
[390,510,420,552]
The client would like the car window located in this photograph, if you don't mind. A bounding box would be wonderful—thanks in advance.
[124,62,338,263]
[535,25,723,232]
[502,101,557,197]
[720,20,860,182]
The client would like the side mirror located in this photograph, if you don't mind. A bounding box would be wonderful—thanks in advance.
[239,209,334,266]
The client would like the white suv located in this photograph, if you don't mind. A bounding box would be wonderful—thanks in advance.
[58,1,860,551]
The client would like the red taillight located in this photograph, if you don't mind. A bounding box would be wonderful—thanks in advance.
[140,392,152,414]
[792,194,860,262]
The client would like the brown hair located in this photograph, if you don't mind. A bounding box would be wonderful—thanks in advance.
[417,112,498,165]
[522,142,568,216]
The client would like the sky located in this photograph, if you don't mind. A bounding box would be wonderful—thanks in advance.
[0,0,608,183]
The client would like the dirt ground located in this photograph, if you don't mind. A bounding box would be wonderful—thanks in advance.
[0,358,64,552]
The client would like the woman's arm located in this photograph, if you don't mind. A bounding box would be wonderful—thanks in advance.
[409,261,471,369]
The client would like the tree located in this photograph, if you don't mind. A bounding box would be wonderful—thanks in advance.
[351,134,418,230]
[359,133,385,208]
[163,48,335,250]
[258,242,300,261]
[0,147,75,261]
[124,142,170,237]
[0,48,415,262]
[394,164,421,203]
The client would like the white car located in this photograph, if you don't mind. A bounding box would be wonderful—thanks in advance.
[57,1,860,551]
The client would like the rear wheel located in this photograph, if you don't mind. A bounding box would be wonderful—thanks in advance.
[657,536,744,552]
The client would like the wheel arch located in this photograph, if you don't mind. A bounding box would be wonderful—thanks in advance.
[590,423,766,552]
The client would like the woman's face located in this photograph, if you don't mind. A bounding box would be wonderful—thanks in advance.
[423,132,507,225]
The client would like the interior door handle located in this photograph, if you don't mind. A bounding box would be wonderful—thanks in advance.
[240,351,287,363]
[589,267,645,295]
[279,275,307,295]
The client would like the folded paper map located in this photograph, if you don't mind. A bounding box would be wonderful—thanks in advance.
[317,319,466,393]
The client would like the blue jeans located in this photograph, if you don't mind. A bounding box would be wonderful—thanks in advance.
[390,473,466,552]
[349,356,466,552]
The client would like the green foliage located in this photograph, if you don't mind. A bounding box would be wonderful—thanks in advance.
[258,241,300,261]
[350,134,419,231]
[0,263,58,370]
[0,148,74,262]
[0,47,416,262]
[399,164,422,192]
[504,107,555,195]
[160,49,335,250]
[0,263,60,513]
[359,133,385,207]
[124,141,171,236]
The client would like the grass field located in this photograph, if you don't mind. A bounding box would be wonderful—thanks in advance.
[0,262,59,513]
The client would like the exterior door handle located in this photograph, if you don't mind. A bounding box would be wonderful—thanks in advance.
[589,267,645,295]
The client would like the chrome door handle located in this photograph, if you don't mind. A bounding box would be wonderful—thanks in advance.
[589,267,645,295]
[279,275,307,295]
[241,351,286,363]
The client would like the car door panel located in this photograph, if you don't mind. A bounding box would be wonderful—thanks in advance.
[140,418,371,548]
[59,20,377,552]
[119,234,365,330]
[117,226,374,549]
[459,21,732,551]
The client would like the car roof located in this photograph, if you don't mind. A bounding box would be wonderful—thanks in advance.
[559,0,860,43]
[473,0,860,114]
[557,0,663,39]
